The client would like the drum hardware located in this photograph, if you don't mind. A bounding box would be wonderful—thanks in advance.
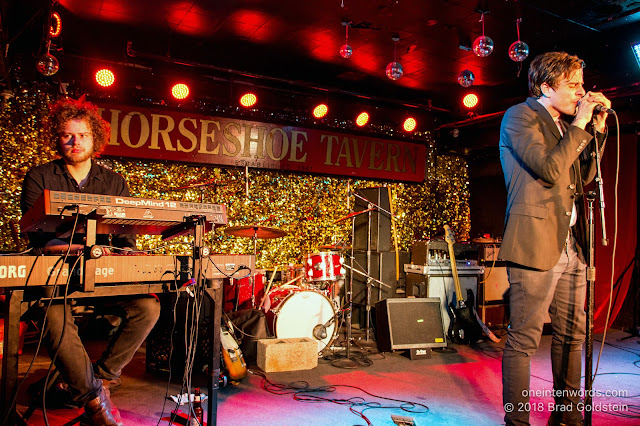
[224,225,288,308]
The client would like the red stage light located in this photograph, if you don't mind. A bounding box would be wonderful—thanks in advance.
[172,83,190,100]
[403,117,417,132]
[463,93,479,108]
[313,104,328,119]
[95,69,115,88]
[355,112,369,127]
[49,12,62,38]
[240,93,257,107]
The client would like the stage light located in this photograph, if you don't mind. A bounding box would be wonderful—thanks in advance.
[171,83,190,100]
[240,92,257,107]
[355,112,369,127]
[632,42,640,69]
[313,104,328,119]
[463,93,479,109]
[49,12,62,38]
[403,117,417,132]
[95,69,115,88]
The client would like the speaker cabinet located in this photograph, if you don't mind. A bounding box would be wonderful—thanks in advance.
[375,298,446,352]
[353,187,391,252]
[405,273,478,334]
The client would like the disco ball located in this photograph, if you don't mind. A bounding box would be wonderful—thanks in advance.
[472,35,494,57]
[385,61,403,80]
[339,44,353,59]
[458,69,475,88]
[36,52,59,76]
[508,40,530,62]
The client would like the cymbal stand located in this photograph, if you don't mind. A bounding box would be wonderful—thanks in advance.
[251,227,258,308]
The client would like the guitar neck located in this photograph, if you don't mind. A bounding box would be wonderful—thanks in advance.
[446,242,464,303]
[444,225,464,304]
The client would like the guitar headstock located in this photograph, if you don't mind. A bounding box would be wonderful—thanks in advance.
[444,225,456,246]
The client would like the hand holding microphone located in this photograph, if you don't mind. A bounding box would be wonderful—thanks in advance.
[584,91,613,133]
[593,104,614,114]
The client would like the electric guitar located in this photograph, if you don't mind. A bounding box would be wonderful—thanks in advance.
[220,318,248,381]
[444,225,499,344]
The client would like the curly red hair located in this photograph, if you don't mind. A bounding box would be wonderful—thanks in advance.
[46,98,110,157]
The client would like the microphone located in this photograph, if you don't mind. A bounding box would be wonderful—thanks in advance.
[313,324,327,340]
[594,104,614,114]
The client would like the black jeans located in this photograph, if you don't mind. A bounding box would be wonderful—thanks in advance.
[39,295,160,405]
[502,235,587,425]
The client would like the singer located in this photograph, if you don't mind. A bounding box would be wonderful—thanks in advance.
[498,52,611,426]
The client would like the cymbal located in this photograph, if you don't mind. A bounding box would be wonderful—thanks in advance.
[332,208,375,224]
[224,225,287,239]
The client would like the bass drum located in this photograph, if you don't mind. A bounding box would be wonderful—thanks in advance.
[265,289,336,353]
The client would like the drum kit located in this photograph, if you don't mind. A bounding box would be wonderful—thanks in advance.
[176,178,395,358]
[223,225,351,353]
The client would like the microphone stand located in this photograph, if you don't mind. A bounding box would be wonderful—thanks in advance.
[584,191,596,426]
[584,123,608,426]
[332,207,360,368]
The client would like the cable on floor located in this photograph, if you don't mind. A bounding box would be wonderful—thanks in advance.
[251,369,429,426]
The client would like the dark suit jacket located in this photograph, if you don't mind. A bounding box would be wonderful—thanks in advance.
[498,97,606,271]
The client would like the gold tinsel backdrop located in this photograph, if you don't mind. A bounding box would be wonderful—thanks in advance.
[0,84,470,268]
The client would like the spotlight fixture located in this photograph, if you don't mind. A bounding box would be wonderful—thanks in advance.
[313,103,328,119]
[171,83,190,100]
[339,21,353,59]
[386,35,403,80]
[632,41,640,69]
[355,112,369,127]
[403,117,417,132]
[240,92,257,108]
[95,69,115,88]
[463,93,479,109]
[49,12,62,38]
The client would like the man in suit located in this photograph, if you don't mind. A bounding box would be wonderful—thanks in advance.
[21,98,160,426]
[498,52,610,426]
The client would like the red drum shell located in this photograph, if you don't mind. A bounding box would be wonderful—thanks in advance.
[304,252,345,282]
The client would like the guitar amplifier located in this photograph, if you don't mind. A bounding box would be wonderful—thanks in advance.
[375,298,446,352]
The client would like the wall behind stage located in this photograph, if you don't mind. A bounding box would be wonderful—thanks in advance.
[0,84,471,268]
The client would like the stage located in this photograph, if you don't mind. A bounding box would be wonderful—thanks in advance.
[10,328,640,426]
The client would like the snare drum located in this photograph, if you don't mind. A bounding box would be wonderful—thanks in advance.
[265,288,337,353]
[304,252,345,282]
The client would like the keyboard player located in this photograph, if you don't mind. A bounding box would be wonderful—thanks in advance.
[20,98,160,426]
